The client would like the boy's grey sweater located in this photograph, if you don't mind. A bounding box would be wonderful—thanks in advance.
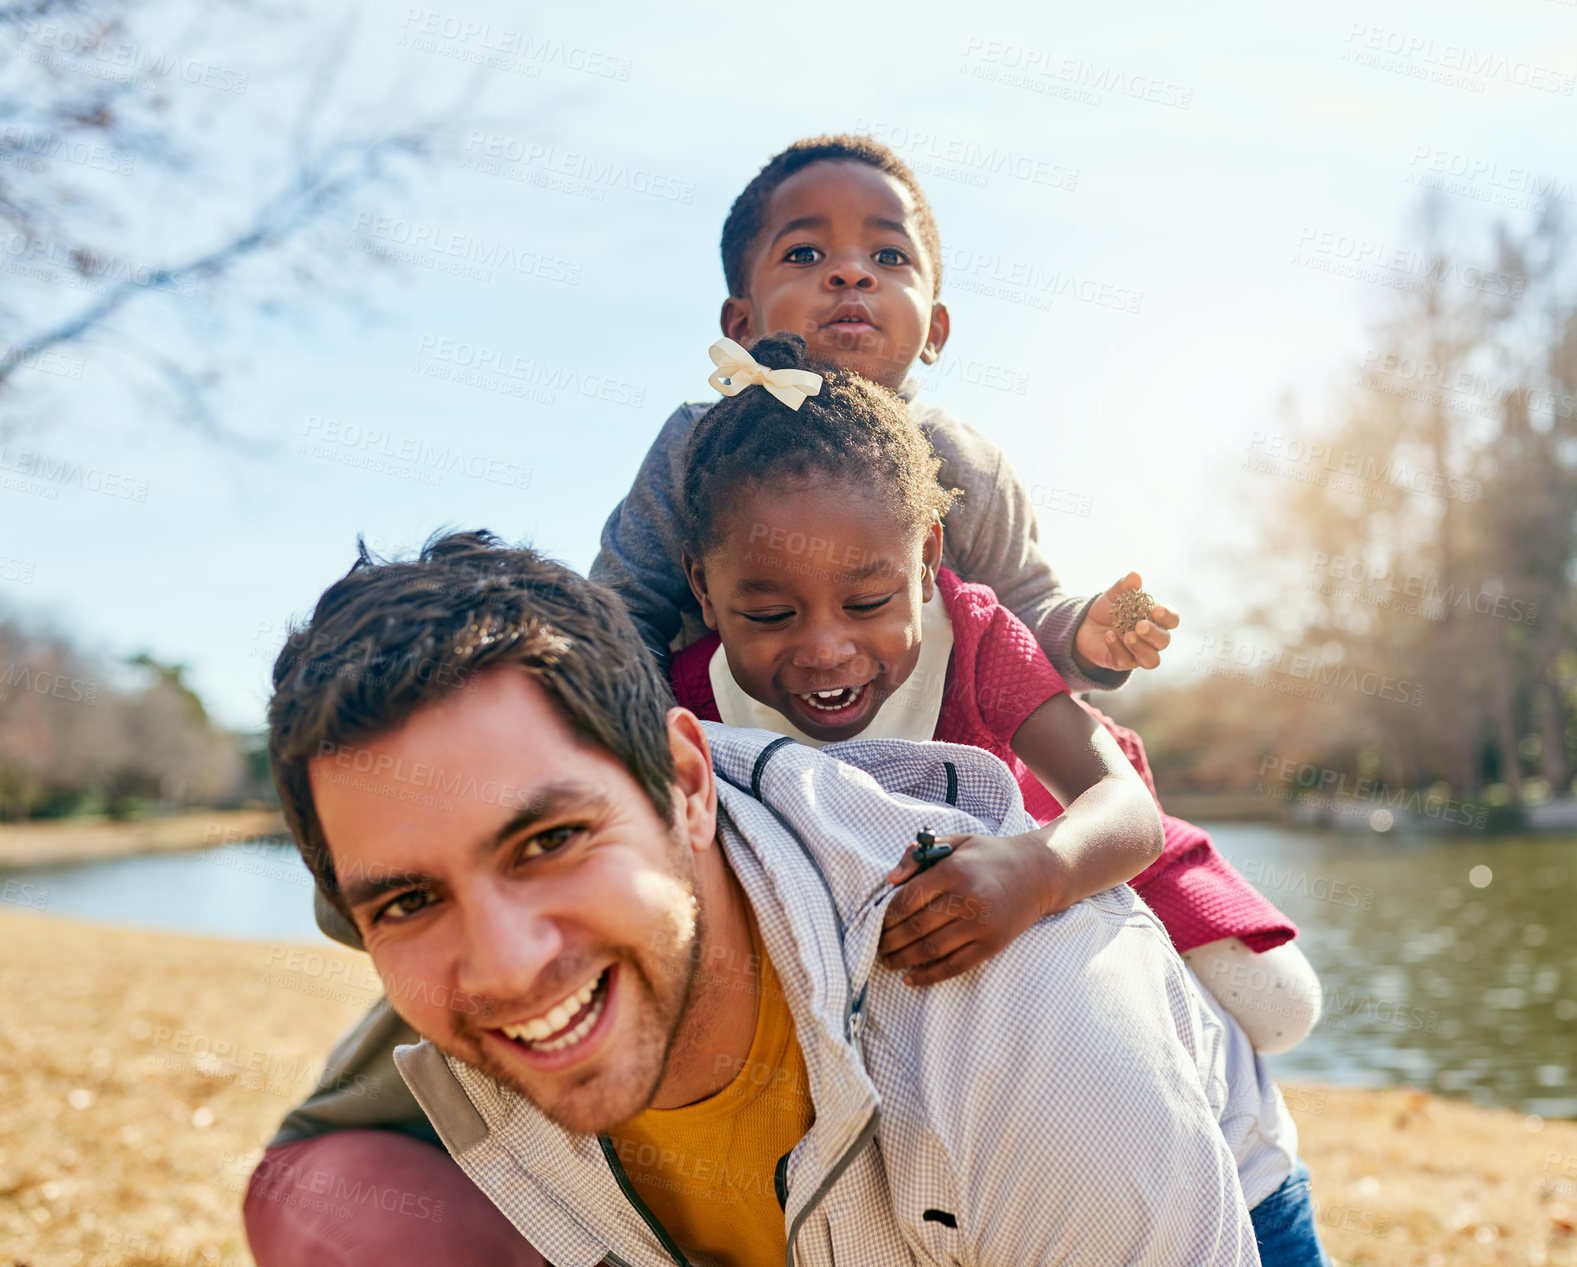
[588,396,1129,694]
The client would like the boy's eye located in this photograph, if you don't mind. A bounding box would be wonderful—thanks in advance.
[741,610,794,625]
[874,247,909,267]
[783,245,821,265]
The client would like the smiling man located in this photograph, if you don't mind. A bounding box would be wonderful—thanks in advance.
[260,531,1277,1266]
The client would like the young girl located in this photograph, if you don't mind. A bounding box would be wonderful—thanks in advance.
[677,332,1322,1052]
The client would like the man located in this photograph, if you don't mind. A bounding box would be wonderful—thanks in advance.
[257,531,1287,1265]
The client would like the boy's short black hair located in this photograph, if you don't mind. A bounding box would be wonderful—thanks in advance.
[720,134,943,301]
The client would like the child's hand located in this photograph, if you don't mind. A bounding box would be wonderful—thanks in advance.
[1075,572,1179,673]
[879,833,1066,986]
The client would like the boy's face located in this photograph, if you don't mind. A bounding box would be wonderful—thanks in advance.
[723,160,949,392]
[685,475,943,743]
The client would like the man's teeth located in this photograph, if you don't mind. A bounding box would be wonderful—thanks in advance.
[501,973,603,1047]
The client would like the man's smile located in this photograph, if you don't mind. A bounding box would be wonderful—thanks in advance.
[492,964,618,1065]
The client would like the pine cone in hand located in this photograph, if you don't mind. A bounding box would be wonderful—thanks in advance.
[1111,589,1156,637]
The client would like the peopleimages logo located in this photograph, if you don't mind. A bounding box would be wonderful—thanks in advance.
[1307,553,1538,627]
[0,125,136,175]
[946,247,1143,314]
[1255,755,1488,829]
[1342,24,1576,97]
[412,335,646,408]
[1197,635,1425,708]
[299,415,532,491]
[1292,227,1525,298]
[18,20,251,93]
[959,36,1194,109]
[398,8,632,81]
[350,213,582,286]
[852,118,1080,191]
[461,132,693,203]
[1244,431,1479,504]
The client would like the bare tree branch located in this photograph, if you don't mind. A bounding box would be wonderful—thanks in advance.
[0,1,483,433]
[0,119,449,387]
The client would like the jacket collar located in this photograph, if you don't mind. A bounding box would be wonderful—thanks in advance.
[393,757,886,1262]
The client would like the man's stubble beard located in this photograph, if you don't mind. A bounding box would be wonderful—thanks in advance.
[446,827,707,1136]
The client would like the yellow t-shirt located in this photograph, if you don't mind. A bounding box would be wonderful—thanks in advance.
[608,913,815,1266]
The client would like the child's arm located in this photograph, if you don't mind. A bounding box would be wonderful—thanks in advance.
[588,401,711,660]
[918,405,1175,686]
[879,693,1163,985]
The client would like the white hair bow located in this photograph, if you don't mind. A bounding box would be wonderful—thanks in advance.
[707,338,823,411]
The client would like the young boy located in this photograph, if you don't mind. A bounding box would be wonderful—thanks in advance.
[589,133,1179,687]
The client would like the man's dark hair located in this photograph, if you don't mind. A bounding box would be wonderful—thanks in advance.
[720,134,943,300]
[267,531,677,924]
[682,332,958,560]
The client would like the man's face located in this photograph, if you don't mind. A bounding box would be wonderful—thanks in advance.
[309,668,711,1135]
[723,160,949,391]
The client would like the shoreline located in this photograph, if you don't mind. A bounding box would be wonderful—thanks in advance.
[3,802,1567,875]
[0,807,285,869]
[3,912,1574,1266]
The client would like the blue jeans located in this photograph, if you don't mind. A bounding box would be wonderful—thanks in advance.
[1250,1158,1331,1265]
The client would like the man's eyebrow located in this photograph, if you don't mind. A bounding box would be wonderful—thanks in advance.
[340,865,431,915]
[768,214,827,247]
[338,780,611,914]
[472,782,612,865]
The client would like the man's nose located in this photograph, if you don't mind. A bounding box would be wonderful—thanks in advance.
[454,885,562,1005]
[824,252,876,290]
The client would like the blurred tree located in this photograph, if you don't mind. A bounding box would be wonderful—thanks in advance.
[0,617,249,819]
[1113,201,1576,817]
[0,0,470,436]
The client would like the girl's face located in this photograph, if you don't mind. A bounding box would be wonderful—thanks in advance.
[684,475,941,743]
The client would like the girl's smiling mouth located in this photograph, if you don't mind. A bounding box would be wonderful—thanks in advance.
[787,681,877,730]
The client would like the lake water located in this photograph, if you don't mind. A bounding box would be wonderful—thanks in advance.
[8,836,326,942]
[5,826,1574,1117]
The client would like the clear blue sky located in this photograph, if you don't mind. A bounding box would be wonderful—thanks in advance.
[3,0,1572,729]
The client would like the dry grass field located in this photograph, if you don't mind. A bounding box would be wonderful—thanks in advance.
[2,909,1574,1266]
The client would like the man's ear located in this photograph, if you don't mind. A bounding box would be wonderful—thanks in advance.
[920,518,943,600]
[665,706,717,854]
[919,300,950,365]
[720,295,754,344]
[682,552,720,630]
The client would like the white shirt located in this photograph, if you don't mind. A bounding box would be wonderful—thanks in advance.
[708,584,955,747]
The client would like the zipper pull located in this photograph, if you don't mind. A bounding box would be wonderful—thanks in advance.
[912,826,952,871]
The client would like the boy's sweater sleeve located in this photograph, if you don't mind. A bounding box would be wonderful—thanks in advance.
[588,401,710,658]
[915,400,1130,693]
